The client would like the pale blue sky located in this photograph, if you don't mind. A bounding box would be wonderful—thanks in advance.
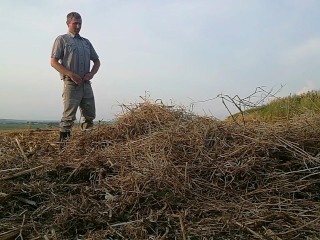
[1,0,320,120]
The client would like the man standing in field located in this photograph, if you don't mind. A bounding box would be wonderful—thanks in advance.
[51,12,100,143]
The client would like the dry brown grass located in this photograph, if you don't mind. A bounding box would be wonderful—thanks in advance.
[1,100,320,239]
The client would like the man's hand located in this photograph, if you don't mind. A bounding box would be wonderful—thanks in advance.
[84,59,100,81]
[50,58,82,85]
[69,72,82,85]
[83,72,94,81]
[83,72,95,81]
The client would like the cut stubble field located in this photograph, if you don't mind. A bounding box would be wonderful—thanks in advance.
[1,100,320,239]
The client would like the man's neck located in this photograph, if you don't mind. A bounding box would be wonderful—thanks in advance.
[68,32,80,38]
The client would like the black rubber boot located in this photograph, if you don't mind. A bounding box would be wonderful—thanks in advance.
[59,131,71,149]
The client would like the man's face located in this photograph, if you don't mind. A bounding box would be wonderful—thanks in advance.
[67,17,82,34]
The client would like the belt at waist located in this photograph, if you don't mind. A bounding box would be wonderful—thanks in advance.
[62,76,91,84]
[63,75,72,81]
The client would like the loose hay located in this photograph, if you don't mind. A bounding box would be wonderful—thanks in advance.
[0,100,320,239]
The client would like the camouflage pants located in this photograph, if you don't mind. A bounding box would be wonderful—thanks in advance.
[60,80,95,132]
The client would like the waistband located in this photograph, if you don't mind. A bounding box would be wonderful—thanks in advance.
[62,76,91,84]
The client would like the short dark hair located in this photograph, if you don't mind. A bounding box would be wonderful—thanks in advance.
[66,12,82,24]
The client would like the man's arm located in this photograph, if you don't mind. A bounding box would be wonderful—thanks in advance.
[83,58,101,81]
[50,58,82,85]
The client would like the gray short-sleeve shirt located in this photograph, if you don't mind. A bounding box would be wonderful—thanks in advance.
[51,32,99,79]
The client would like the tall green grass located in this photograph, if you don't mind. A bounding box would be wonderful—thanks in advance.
[240,90,320,121]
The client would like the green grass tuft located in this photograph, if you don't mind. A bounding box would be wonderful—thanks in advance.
[236,90,320,121]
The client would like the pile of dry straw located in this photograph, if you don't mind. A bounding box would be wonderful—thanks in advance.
[1,100,320,239]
